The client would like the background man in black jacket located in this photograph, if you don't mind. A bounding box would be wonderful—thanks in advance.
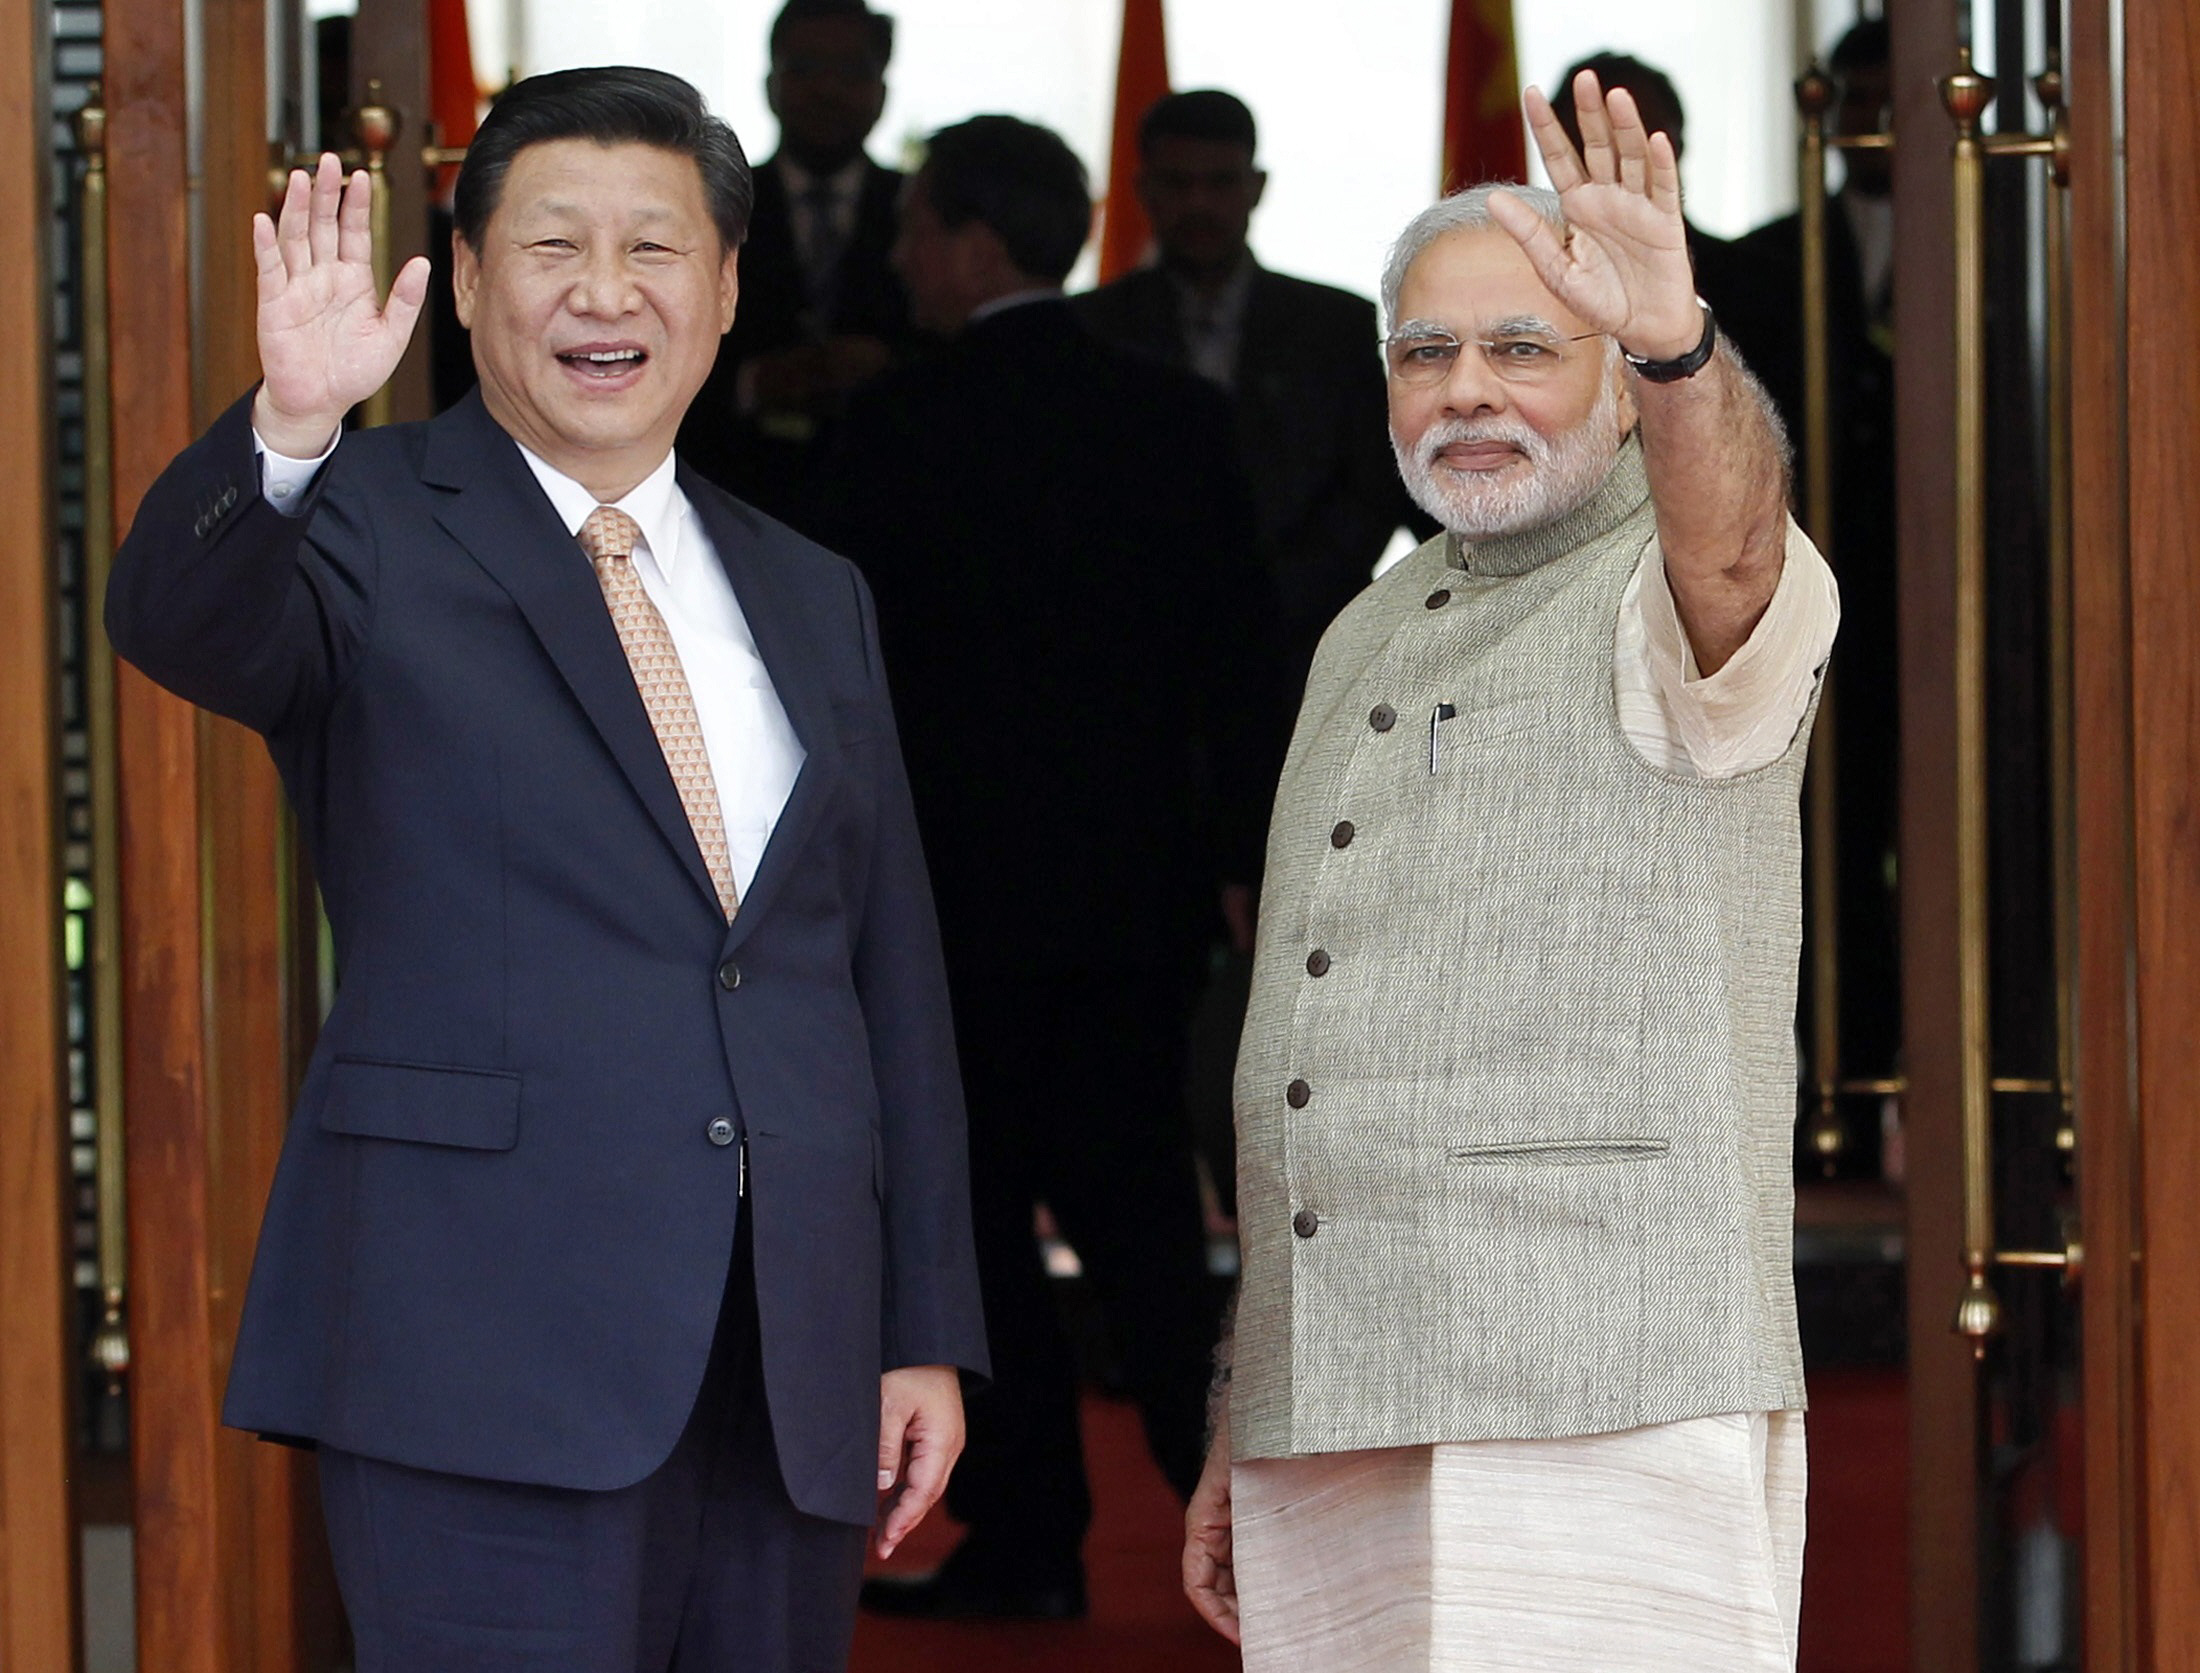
[813,114,1277,1621]
[680,0,910,520]
[1076,90,1424,691]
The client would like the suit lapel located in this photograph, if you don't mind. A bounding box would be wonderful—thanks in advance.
[422,395,725,919]
[679,473,844,950]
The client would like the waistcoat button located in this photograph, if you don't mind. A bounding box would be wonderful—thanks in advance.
[706,1117,737,1147]
[717,960,741,991]
[1286,1079,1311,1109]
[1425,588,1453,610]
[1330,820,1355,849]
[1292,1209,1319,1238]
[1369,704,1397,732]
[1306,949,1331,977]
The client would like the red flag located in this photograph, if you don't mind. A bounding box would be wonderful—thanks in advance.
[1441,0,1525,193]
[428,0,480,199]
[1098,0,1170,282]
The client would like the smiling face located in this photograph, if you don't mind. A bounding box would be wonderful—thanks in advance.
[453,138,738,501]
[1386,226,1634,539]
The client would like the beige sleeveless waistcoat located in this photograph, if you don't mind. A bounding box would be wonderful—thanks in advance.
[1230,441,1816,1461]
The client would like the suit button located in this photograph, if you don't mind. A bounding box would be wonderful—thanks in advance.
[1306,949,1331,977]
[707,1118,737,1147]
[1330,820,1355,849]
[717,959,741,991]
[1425,588,1453,610]
[1286,1079,1311,1109]
[1369,704,1396,732]
[1292,1209,1320,1238]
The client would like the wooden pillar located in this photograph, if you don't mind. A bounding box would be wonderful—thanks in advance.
[1888,0,1974,1665]
[0,0,82,1662]
[2066,0,2143,1666]
[2125,0,2200,1662]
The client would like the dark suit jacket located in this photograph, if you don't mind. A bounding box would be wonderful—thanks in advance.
[806,300,1279,986]
[680,155,911,520]
[1074,265,1421,681]
[106,390,987,1525]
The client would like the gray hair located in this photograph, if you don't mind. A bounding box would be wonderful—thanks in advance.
[1379,184,1567,329]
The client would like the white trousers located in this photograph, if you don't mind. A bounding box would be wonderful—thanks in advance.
[1233,1411,1806,1673]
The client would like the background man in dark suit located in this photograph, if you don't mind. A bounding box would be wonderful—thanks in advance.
[1076,90,1418,1226]
[105,67,983,1673]
[811,115,1274,1622]
[1077,89,1422,691]
[1723,17,1901,1085]
[679,0,911,520]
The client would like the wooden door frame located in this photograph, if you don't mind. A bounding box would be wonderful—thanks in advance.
[2118,0,2200,1659]
[0,0,83,1664]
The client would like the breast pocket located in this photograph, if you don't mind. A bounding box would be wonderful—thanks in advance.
[1428,697,1543,774]
[318,1057,521,1151]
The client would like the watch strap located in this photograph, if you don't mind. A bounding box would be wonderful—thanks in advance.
[1623,298,1718,384]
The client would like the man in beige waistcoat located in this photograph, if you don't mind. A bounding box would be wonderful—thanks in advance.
[1181,74,1838,1672]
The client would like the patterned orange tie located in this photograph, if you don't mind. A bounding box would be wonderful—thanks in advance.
[578,505,739,920]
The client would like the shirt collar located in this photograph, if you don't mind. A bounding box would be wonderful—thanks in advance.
[968,286,1064,325]
[777,153,868,203]
[516,443,687,575]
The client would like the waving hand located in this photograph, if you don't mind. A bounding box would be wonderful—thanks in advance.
[251,152,432,456]
[1485,72,1702,364]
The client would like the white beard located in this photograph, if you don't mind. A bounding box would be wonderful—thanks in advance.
[1392,378,1627,541]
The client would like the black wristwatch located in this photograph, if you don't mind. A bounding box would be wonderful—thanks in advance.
[1622,298,1718,384]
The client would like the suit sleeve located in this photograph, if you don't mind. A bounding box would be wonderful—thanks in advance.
[105,388,375,736]
[845,561,989,1379]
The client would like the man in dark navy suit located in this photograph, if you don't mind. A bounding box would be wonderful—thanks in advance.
[679,0,911,521]
[810,115,1273,1622]
[106,66,984,1673]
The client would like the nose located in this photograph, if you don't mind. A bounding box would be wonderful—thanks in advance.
[1435,343,1508,418]
[567,246,642,319]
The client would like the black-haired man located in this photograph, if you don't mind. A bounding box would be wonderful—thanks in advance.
[679,0,911,520]
[812,114,1275,1621]
[1078,89,1422,687]
[106,65,984,1673]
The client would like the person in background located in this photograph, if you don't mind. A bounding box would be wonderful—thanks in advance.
[812,114,1276,1623]
[679,0,909,521]
[1077,89,1422,1225]
[1723,16,1901,1101]
[1078,89,1423,690]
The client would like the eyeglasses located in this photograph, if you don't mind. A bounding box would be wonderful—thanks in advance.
[1382,325,1606,387]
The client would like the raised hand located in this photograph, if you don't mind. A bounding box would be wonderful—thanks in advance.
[1486,71,1701,363]
[252,152,432,456]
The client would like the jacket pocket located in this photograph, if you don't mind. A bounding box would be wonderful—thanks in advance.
[319,1057,521,1151]
[1447,1136,1668,1166]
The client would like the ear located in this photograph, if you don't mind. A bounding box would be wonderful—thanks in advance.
[764,69,784,121]
[718,244,741,335]
[452,228,480,329]
[1249,168,1269,210]
[1614,361,1640,435]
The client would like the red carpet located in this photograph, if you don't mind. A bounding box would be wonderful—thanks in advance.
[856,1370,1909,1672]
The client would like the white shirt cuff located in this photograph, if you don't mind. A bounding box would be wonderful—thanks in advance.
[251,424,340,515]
[1639,520,1841,779]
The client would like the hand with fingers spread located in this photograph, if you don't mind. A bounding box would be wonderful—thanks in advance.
[873,1364,965,1559]
[1486,71,1702,365]
[252,151,434,457]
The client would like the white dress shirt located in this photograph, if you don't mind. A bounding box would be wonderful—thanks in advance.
[256,431,804,899]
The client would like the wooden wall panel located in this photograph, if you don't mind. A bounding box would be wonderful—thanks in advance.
[0,0,81,1661]
[1887,3,1975,1668]
[106,0,223,1665]
[2066,0,2143,1665]
[2125,0,2200,1661]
